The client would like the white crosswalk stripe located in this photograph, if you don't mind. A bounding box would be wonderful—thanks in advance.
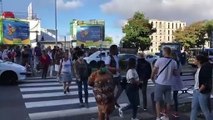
[19,78,128,120]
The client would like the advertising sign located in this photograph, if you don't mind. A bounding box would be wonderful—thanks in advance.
[76,26,103,41]
[2,19,30,45]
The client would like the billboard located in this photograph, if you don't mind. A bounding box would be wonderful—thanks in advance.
[1,19,30,45]
[76,26,103,42]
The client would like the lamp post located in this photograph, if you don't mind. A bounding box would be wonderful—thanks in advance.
[54,0,58,45]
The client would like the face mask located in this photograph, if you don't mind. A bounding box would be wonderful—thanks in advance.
[100,67,107,73]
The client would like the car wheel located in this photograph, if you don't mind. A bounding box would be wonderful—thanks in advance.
[89,60,97,68]
[0,71,18,85]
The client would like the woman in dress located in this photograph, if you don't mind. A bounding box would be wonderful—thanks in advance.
[88,60,115,120]
[58,52,72,94]
[190,54,212,120]
[119,58,140,120]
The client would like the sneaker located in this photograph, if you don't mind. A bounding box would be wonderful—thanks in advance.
[160,116,169,120]
[85,103,89,108]
[118,108,124,118]
[79,103,84,107]
[131,118,139,120]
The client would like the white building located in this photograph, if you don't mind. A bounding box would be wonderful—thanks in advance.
[149,19,186,53]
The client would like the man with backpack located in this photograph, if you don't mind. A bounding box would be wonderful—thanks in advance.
[105,45,122,108]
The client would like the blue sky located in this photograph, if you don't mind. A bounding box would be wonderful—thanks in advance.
[3,0,213,44]
[3,0,123,44]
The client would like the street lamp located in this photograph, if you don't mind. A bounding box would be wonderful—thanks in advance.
[54,0,58,45]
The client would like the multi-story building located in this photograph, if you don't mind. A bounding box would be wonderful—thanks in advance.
[149,19,186,53]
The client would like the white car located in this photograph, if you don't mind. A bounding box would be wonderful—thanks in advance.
[0,60,27,84]
[84,50,109,64]
[146,54,159,64]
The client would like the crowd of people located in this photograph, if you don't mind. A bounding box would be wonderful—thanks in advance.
[0,43,212,120]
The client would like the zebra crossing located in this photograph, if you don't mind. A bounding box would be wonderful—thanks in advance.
[19,78,132,120]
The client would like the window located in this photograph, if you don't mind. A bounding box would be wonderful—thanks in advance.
[168,23,170,29]
[176,23,178,29]
[179,24,182,29]
[160,30,162,35]
[168,36,170,41]
[159,22,162,28]
[172,23,174,29]
[150,36,153,40]
[168,30,170,35]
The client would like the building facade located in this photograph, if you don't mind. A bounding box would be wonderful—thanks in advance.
[149,19,186,53]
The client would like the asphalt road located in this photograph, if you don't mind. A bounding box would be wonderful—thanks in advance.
[0,65,197,120]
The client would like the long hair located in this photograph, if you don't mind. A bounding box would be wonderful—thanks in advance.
[127,58,136,70]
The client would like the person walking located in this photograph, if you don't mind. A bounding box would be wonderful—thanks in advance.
[58,52,72,94]
[54,46,63,75]
[34,43,42,71]
[105,45,122,108]
[14,46,21,64]
[151,47,178,120]
[40,50,51,79]
[88,60,115,120]
[74,50,89,108]
[22,46,30,66]
[190,54,212,120]
[47,46,54,77]
[136,53,152,111]
[171,53,183,117]
[119,58,140,120]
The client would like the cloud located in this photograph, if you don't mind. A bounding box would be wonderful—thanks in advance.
[57,0,83,10]
[100,0,213,24]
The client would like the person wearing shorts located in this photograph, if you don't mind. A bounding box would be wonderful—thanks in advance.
[151,47,178,120]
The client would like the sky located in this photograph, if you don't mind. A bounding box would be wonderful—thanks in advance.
[2,0,213,44]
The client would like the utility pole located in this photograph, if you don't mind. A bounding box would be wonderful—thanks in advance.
[64,36,66,49]
[54,0,58,45]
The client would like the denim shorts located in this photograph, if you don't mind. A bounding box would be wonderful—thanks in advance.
[154,83,172,104]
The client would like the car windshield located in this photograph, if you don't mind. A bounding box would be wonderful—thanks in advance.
[119,54,135,60]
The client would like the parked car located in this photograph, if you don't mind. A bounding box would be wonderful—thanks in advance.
[146,54,159,64]
[84,50,109,65]
[0,60,28,84]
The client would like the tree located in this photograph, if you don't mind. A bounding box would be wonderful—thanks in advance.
[122,12,156,51]
[104,36,113,44]
[174,21,207,49]
[204,20,213,47]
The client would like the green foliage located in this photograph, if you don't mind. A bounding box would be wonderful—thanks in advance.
[122,12,156,51]
[174,20,213,49]
[104,36,113,44]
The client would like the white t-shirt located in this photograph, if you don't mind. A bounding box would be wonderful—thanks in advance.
[154,57,177,85]
[2,49,9,60]
[47,51,53,60]
[126,69,139,84]
[61,59,72,73]
[105,55,120,77]
[194,68,201,90]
